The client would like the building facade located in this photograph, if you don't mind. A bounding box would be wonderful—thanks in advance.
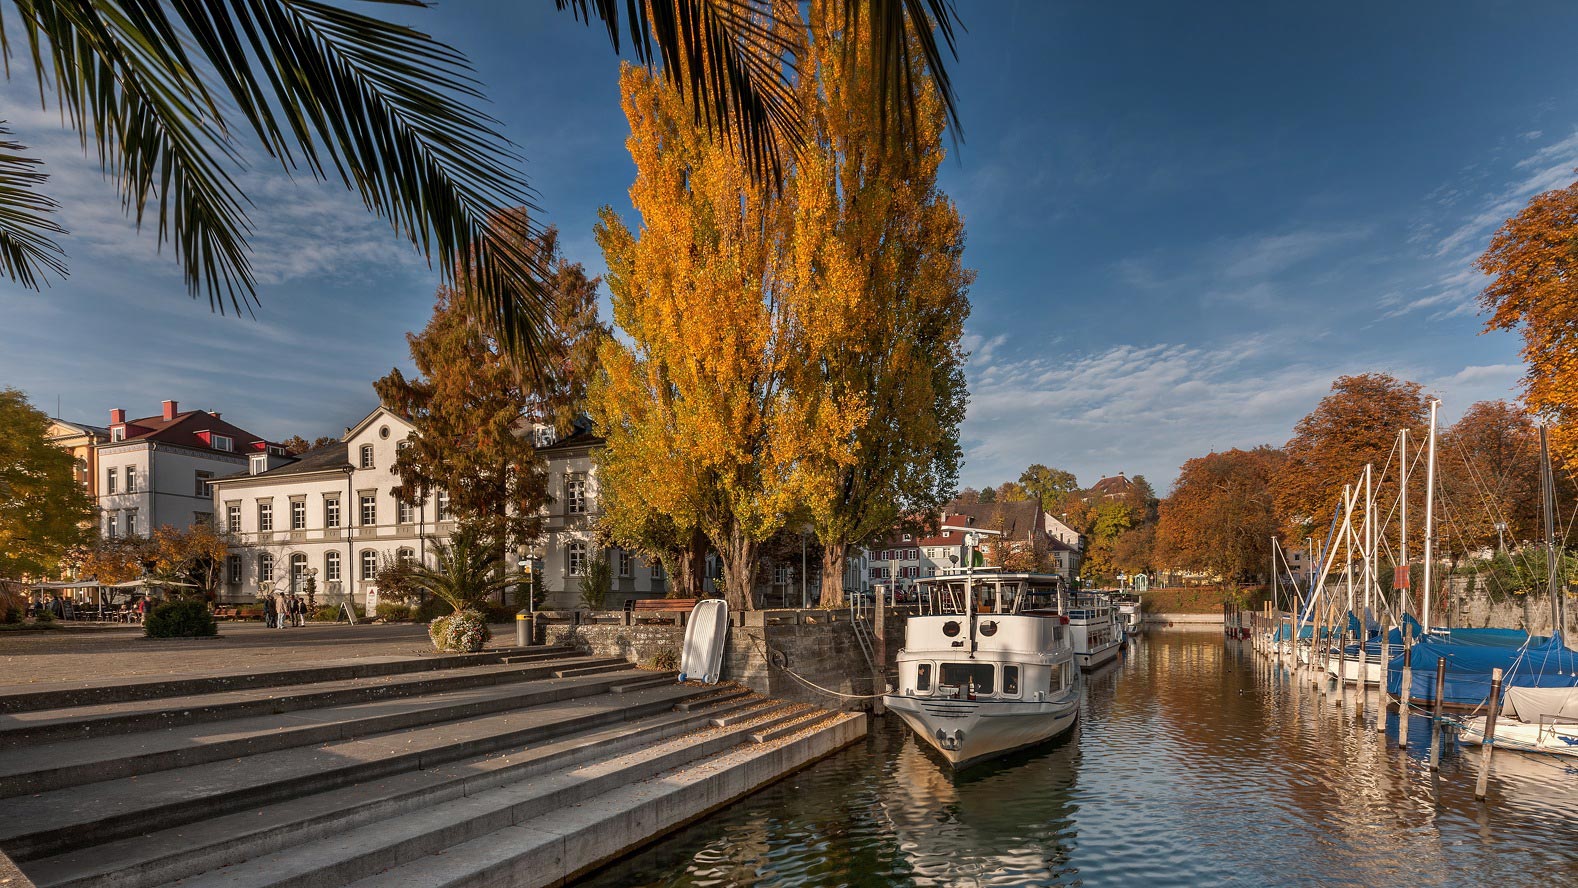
[45,419,109,500]
[96,400,277,539]
[859,500,1085,597]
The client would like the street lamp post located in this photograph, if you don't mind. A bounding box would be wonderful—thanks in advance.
[800,529,808,610]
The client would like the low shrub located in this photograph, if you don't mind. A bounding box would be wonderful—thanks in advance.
[144,599,218,638]
[376,602,414,622]
[1,604,22,624]
[34,610,55,625]
[429,608,490,652]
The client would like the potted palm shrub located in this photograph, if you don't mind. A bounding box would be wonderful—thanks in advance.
[406,525,526,653]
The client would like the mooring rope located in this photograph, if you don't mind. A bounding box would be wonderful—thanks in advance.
[741,629,888,701]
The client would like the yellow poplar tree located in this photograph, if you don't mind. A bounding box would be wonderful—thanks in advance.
[784,4,972,606]
[592,61,800,612]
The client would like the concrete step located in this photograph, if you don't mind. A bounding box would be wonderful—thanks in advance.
[0,682,718,862]
[20,691,763,888]
[333,712,868,888]
[550,662,633,678]
[0,655,615,748]
[0,668,651,801]
[162,702,805,888]
[749,708,841,744]
[0,648,577,715]
[673,686,753,711]
[608,672,679,693]
[709,699,789,727]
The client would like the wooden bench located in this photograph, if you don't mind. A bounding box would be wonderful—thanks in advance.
[629,597,701,625]
[212,606,238,620]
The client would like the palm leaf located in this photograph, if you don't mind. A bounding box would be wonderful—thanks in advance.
[1,0,548,366]
[558,0,962,184]
[0,125,67,288]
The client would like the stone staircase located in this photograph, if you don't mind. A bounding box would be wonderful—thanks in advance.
[0,646,865,888]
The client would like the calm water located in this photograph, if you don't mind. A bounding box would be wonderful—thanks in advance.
[578,631,1578,887]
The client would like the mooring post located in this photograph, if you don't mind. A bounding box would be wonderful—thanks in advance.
[1399,623,1413,748]
[1336,621,1348,706]
[1376,632,1390,736]
[1429,656,1448,770]
[1474,667,1504,800]
[872,584,887,715]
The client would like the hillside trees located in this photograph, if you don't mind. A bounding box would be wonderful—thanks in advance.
[0,389,93,579]
[1020,464,1080,513]
[1438,400,1542,552]
[1156,447,1285,587]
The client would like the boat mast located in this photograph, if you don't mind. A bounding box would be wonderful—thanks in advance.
[1364,462,1374,634]
[964,531,978,659]
[1540,423,1564,639]
[1422,398,1439,633]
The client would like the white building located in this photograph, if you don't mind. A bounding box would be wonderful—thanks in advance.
[96,400,278,538]
[210,406,669,612]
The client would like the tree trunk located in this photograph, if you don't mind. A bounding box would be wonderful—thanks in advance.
[820,541,848,608]
[717,527,758,612]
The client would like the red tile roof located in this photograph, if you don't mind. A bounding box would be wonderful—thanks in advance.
[117,410,271,455]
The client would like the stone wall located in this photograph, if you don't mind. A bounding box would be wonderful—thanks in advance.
[1437,581,1578,637]
[541,608,906,712]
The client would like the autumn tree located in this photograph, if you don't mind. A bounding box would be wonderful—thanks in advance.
[1274,374,1429,538]
[591,61,800,612]
[280,435,337,456]
[1478,180,1578,463]
[148,523,230,598]
[69,534,153,605]
[1020,464,1080,513]
[377,214,603,553]
[0,389,93,579]
[1438,400,1542,552]
[780,2,972,608]
[1157,447,1285,588]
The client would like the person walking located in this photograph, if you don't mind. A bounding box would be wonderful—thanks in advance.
[274,591,289,629]
[263,594,277,629]
[291,595,304,627]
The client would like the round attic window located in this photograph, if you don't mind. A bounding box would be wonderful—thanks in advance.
[379,426,390,439]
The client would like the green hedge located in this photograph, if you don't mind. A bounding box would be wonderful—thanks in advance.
[144,599,218,638]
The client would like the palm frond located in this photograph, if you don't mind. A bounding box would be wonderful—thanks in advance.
[558,0,962,183]
[1,0,547,366]
[0,125,67,288]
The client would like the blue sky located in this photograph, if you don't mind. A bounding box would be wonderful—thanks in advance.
[1,2,1573,491]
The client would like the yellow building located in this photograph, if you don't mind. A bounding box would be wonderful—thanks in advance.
[45,418,110,500]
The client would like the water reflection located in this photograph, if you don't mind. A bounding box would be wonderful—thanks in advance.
[577,632,1578,887]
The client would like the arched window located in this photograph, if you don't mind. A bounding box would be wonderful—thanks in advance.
[359,444,374,469]
[290,553,308,587]
[326,550,342,582]
[397,547,415,565]
[259,553,274,583]
[360,550,378,581]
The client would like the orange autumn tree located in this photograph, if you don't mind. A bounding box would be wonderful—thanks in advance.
[1478,180,1578,462]
[592,60,801,612]
[1157,447,1285,589]
[783,1,971,607]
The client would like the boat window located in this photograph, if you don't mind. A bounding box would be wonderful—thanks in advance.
[916,663,932,692]
[940,662,995,694]
[1002,665,1020,696]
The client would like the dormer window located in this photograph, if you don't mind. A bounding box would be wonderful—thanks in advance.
[111,426,125,442]
[250,454,267,475]
[212,434,233,452]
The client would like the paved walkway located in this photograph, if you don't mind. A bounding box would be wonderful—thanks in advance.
[0,622,515,688]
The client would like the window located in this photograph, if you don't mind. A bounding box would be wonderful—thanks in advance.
[1002,665,1020,696]
[651,559,664,579]
[106,468,118,494]
[908,548,918,561]
[226,503,241,534]
[360,494,376,526]
[397,547,415,564]
[125,466,138,493]
[227,555,242,584]
[194,511,212,526]
[211,434,232,452]
[435,490,449,521]
[326,550,341,581]
[566,476,587,514]
[360,550,377,581]
[869,567,881,580]
[916,663,932,692]
[123,510,136,535]
[360,444,374,469]
[618,550,633,578]
[111,426,125,442]
[774,564,791,585]
[258,501,273,532]
[106,513,118,538]
[250,454,267,475]
[567,540,587,577]
[325,497,341,528]
[397,495,413,525]
[940,662,995,694]
[291,500,306,530]
[379,425,390,439]
[259,553,275,583]
[196,471,213,497]
[291,553,308,585]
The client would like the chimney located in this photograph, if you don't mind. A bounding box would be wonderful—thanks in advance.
[110,408,125,425]
[162,400,178,421]
[209,410,221,420]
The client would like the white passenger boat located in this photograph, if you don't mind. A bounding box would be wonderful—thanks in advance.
[1113,593,1143,637]
[1066,593,1122,670]
[885,570,1082,770]
[1459,686,1578,757]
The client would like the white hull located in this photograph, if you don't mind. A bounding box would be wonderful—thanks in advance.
[1324,655,1383,686]
[885,691,1081,769]
[1078,640,1121,670]
[1459,717,1578,757]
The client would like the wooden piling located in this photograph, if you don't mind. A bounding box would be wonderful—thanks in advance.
[872,587,887,716]
[1474,667,1504,800]
[1429,657,1447,771]
[1376,633,1390,735]
[1398,623,1413,748]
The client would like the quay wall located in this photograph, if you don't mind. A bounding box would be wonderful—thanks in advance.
[541,608,904,711]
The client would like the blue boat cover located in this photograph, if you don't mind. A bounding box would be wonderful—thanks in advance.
[1385,632,1578,709]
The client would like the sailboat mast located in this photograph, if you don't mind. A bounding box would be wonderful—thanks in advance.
[1540,423,1563,638]
[1399,427,1409,621]
[1422,398,1439,633]
[1365,463,1374,630]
